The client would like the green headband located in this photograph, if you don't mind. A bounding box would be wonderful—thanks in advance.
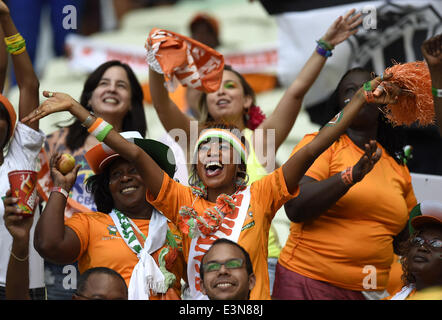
[195,128,248,164]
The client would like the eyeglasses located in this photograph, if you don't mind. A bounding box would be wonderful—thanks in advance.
[202,258,244,273]
[411,236,442,249]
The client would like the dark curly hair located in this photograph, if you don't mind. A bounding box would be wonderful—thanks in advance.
[85,165,114,213]
[57,60,147,151]
[399,230,420,287]
[399,224,442,287]
[323,67,408,165]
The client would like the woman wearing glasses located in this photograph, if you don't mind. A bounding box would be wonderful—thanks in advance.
[389,201,442,300]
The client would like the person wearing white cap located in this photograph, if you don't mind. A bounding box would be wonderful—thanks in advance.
[389,200,442,300]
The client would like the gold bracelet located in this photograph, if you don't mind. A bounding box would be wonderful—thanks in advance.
[10,250,29,262]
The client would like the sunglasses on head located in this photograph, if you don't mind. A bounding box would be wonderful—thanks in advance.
[411,236,442,249]
[202,258,244,273]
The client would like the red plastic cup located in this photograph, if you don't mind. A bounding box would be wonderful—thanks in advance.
[8,170,38,216]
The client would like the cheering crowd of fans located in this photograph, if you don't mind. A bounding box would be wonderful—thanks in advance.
[0,0,441,301]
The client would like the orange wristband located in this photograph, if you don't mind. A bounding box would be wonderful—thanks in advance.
[364,90,375,103]
[341,167,354,186]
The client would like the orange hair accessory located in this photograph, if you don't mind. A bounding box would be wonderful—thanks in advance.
[0,93,17,142]
[145,28,224,93]
[382,61,434,127]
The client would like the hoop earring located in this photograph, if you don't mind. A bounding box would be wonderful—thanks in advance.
[236,170,249,187]
[244,108,250,123]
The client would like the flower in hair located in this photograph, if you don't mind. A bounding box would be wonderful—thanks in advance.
[247,105,266,130]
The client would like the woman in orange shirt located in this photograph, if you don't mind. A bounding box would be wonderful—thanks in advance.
[24,69,404,300]
[33,132,186,300]
[274,67,417,300]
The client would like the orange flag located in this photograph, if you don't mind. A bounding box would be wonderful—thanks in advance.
[145,28,224,93]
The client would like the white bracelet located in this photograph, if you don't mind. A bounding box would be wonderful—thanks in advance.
[51,187,69,198]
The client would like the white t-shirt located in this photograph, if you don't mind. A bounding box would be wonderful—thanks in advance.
[0,122,45,289]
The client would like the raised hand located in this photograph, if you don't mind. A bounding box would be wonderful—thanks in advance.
[49,152,81,192]
[421,33,442,71]
[2,189,34,240]
[421,34,442,135]
[322,8,362,47]
[352,140,382,183]
[362,73,414,106]
[22,91,78,124]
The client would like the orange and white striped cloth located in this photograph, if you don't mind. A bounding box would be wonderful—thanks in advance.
[145,28,224,93]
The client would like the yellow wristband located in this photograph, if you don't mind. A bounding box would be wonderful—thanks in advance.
[4,33,23,45]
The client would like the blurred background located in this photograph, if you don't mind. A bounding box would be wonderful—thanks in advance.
[3,0,442,245]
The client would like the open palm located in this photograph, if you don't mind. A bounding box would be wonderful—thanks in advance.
[322,8,363,47]
[352,140,382,183]
[22,91,76,124]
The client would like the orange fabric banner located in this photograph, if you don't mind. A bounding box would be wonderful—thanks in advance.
[145,28,224,93]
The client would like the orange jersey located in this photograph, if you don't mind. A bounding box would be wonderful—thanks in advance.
[65,212,187,300]
[146,167,299,300]
[279,133,416,291]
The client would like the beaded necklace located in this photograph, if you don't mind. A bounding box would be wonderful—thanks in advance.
[178,184,246,238]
